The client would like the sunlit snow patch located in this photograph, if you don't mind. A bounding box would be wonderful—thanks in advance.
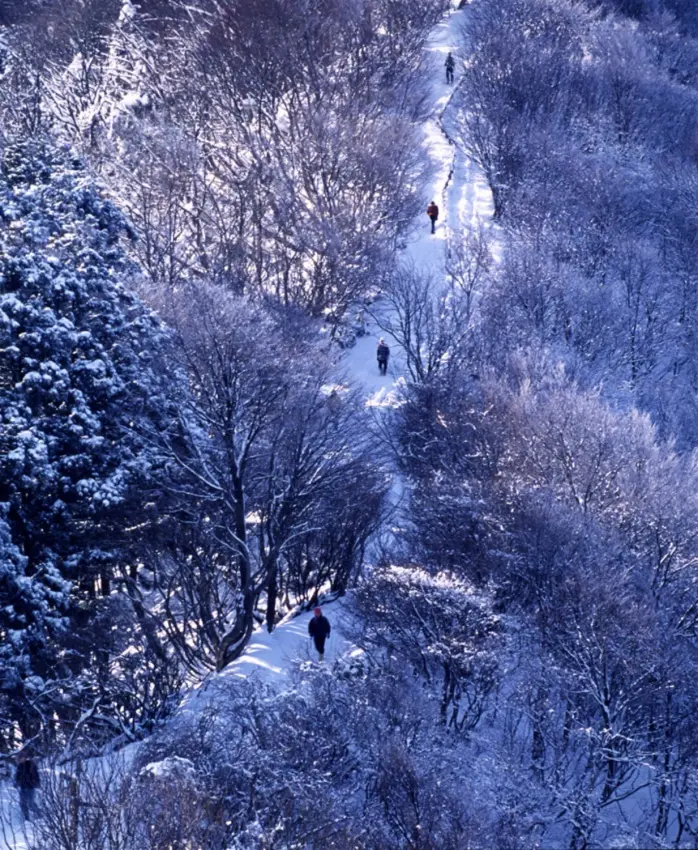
[140,757,196,781]
[365,376,407,408]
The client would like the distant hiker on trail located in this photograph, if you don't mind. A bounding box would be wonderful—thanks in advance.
[15,753,40,822]
[377,338,390,375]
[308,607,331,661]
[427,201,439,234]
[445,52,455,84]
[326,387,342,414]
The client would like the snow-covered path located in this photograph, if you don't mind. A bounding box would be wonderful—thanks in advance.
[200,1,498,689]
[178,0,498,714]
[179,595,359,716]
[342,0,494,405]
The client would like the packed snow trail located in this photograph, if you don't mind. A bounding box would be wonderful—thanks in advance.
[342,0,496,406]
[178,596,358,718]
[178,0,498,715]
[182,0,498,702]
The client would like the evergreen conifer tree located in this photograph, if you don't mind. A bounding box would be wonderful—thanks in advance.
[0,141,180,745]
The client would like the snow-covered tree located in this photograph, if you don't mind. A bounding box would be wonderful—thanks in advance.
[0,140,182,746]
[356,567,501,731]
[147,282,388,669]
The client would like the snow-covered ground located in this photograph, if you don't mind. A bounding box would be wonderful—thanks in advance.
[0,783,25,850]
[176,595,358,723]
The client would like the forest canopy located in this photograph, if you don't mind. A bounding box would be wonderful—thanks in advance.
[2,0,698,847]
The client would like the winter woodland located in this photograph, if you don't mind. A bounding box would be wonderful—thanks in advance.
[2,0,698,847]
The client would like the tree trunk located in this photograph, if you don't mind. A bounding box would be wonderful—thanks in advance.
[216,473,254,669]
[266,565,277,633]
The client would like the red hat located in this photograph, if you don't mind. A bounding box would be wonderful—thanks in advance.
[314,606,322,615]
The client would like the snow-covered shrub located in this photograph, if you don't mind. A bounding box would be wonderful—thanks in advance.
[133,660,496,850]
[355,566,501,732]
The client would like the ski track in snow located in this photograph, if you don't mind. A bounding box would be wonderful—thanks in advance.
[0,8,497,843]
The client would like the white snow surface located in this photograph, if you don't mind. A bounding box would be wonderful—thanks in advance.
[140,756,196,781]
[177,595,357,722]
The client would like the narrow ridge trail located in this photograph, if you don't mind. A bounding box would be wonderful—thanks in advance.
[191,0,499,699]
[341,0,495,407]
[178,2,499,713]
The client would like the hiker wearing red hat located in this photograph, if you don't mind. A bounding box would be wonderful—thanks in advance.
[308,606,331,661]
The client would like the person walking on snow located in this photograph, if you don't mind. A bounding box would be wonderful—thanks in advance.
[377,338,390,375]
[15,753,40,822]
[308,606,331,661]
[427,201,439,234]
[445,52,455,84]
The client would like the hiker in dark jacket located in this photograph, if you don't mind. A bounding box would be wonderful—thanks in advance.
[445,52,455,84]
[15,754,40,821]
[308,607,331,660]
[377,338,390,375]
[426,201,439,234]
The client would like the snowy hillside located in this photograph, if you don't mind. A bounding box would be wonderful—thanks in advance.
[178,596,358,710]
[4,0,698,846]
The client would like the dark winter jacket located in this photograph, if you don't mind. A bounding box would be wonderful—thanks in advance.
[16,760,40,790]
[377,343,390,362]
[445,54,455,69]
[427,203,439,219]
[308,615,331,640]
